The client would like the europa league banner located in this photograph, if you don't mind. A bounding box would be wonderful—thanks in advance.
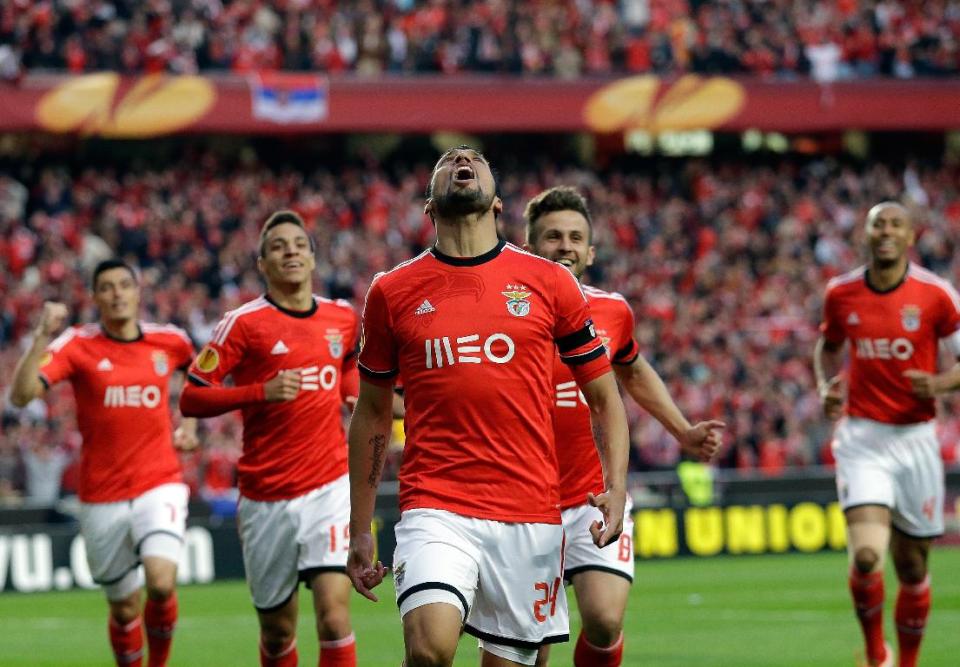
[1,73,958,136]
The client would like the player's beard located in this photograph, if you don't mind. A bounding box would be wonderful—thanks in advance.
[873,256,900,270]
[432,186,495,220]
[870,247,905,270]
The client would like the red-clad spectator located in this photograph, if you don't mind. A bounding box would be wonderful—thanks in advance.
[63,35,85,72]
[8,1,958,78]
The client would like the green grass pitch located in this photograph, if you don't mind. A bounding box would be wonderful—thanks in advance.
[2,549,958,666]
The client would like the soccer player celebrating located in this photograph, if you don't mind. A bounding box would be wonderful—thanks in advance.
[523,186,724,667]
[346,146,630,667]
[179,211,360,667]
[814,201,960,667]
[10,259,197,667]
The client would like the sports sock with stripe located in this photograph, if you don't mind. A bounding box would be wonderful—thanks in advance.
[895,576,930,667]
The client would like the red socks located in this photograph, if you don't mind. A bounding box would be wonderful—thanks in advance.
[895,576,931,667]
[320,632,357,666]
[573,632,624,667]
[849,569,887,664]
[260,638,298,667]
[108,595,176,667]
[109,616,144,667]
[259,632,356,666]
[144,594,178,667]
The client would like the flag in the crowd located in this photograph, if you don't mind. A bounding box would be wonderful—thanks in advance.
[249,73,327,124]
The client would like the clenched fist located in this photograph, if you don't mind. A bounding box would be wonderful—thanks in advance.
[819,376,844,420]
[264,368,302,402]
[35,302,68,338]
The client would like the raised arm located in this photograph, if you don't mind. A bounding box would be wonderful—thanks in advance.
[10,302,68,407]
[346,379,394,601]
[579,370,630,548]
[613,355,724,462]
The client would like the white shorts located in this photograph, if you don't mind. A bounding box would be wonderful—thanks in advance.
[832,417,944,538]
[79,483,189,601]
[561,495,635,583]
[393,509,569,666]
[237,473,351,611]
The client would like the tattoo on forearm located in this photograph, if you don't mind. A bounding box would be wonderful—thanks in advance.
[367,434,386,487]
[592,422,607,453]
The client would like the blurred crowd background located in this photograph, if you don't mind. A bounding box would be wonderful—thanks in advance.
[3,141,960,506]
[2,0,959,81]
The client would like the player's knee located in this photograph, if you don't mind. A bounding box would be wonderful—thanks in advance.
[145,578,176,601]
[315,604,351,639]
[405,647,453,667]
[109,596,140,625]
[405,635,455,667]
[897,566,927,585]
[143,559,178,601]
[260,625,296,655]
[894,554,927,584]
[581,610,624,648]
[853,546,882,574]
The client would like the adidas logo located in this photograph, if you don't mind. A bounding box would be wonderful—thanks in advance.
[846,312,860,326]
[270,340,290,355]
[415,299,436,316]
[97,358,113,372]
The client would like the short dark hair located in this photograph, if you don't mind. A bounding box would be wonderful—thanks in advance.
[524,186,593,244]
[259,210,315,257]
[91,259,137,290]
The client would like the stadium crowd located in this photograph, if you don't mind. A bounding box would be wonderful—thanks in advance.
[1,0,958,80]
[2,150,960,506]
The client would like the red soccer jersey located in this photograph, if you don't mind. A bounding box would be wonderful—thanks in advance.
[188,295,359,501]
[38,323,194,502]
[821,263,960,424]
[359,240,611,523]
[553,285,640,510]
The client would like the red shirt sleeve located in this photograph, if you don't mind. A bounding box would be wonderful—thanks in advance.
[552,267,610,385]
[179,382,265,417]
[611,299,641,366]
[357,277,398,386]
[175,329,195,371]
[820,285,845,344]
[935,283,960,339]
[340,308,361,404]
[182,317,263,416]
[38,328,77,388]
[187,315,247,387]
[340,365,360,405]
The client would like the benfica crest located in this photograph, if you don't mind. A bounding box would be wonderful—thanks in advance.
[152,350,169,376]
[325,331,344,358]
[502,284,532,317]
[901,305,921,332]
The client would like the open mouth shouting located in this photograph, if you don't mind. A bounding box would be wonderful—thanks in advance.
[453,164,475,185]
